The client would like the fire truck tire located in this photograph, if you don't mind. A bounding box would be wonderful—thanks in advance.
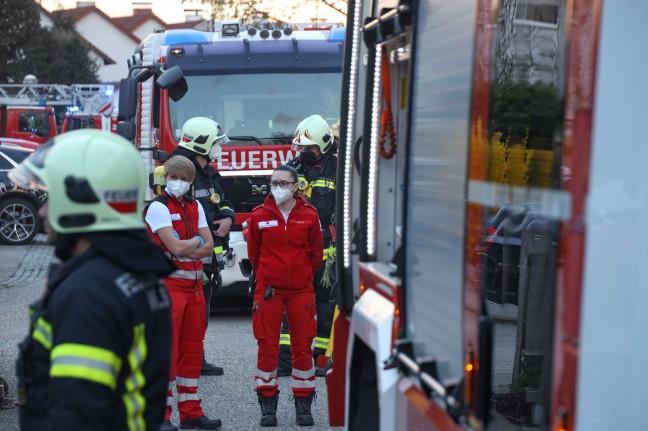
[0,197,41,245]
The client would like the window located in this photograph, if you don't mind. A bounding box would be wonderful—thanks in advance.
[515,0,559,25]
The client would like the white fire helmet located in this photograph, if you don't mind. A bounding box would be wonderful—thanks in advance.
[291,114,334,154]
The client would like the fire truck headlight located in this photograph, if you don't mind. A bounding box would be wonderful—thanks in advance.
[282,26,293,36]
[271,29,282,39]
[222,23,240,37]
[247,27,257,37]
[259,29,270,39]
[170,48,184,56]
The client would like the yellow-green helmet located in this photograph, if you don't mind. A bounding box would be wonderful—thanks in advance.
[8,130,146,234]
[292,114,334,154]
[179,116,229,156]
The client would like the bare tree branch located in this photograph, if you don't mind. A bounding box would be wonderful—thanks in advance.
[320,0,347,16]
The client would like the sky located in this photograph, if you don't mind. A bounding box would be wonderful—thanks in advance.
[39,0,345,25]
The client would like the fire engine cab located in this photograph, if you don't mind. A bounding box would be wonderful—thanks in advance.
[0,83,61,144]
[329,0,648,430]
[118,21,344,292]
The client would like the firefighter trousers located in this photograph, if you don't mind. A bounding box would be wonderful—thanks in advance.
[253,284,317,398]
[279,265,336,371]
[166,279,206,421]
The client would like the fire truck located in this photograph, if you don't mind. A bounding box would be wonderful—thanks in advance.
[0,83,117,142]
[0,84,61,144]
[328,0,647,430]
[117,21,344,292]
[60,84,118,133]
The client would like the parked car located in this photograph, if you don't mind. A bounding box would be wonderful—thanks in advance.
[0,137,41,150]
[0,145,47,245]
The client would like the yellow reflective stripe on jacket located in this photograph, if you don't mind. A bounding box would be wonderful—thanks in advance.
[279,333,291,346]
[214,245,223,255]
[33,317,53,351]
[314,337,329,350]
[322,246,336,261]
[311,179,335,190]
[50,343,123,390]
[123,324,147,431]
[220,205,232,212]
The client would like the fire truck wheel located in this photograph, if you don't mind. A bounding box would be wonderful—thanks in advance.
[0,197,42,245]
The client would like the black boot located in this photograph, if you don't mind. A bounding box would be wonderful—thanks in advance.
[294,391,316,426]
[256,389,279,427]
[160,420,178,431]
[201,352,224,376]
[179,414,221,430]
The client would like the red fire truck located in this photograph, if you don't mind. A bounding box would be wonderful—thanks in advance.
[118,22,344,291]
[0,83,61,144]
[60,84,118,133]
[329,0,646,430]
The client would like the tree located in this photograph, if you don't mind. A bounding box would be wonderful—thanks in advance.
[0,1,98,84]
[0,0,42,82]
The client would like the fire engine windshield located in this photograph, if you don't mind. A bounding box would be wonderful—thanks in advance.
[168,73,341,145]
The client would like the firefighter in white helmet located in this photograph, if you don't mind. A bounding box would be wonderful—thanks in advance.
[10,130,176,431]
[278,114,338,378]
[168,116,234,377]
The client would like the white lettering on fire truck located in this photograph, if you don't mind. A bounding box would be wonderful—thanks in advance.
[217,150,296,171]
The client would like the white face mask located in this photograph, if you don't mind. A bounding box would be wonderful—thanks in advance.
[209,144,222,160]
[166,179,191,198]
[271,186,293,205]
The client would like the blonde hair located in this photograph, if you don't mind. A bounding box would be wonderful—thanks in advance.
[164,155,195,180]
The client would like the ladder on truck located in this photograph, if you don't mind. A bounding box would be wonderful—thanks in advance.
[71,84,115,116]
[0,84,114,116]
[0,84,73,106]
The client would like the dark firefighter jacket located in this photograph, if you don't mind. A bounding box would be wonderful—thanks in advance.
[287,152,336,250]
[17,230,176,431]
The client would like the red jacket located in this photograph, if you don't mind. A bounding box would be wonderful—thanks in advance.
[247,194,323,289]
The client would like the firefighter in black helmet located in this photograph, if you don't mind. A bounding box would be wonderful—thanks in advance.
[169,116,235,376]
[10,130,175,430]
[278,114,338,377]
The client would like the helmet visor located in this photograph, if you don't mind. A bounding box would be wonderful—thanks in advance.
[291,132,316,151]
[215,124,229,145]
[8,141,54,191]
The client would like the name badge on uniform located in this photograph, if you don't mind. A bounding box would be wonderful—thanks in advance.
[170,213,181,221]
[258,220,278,229]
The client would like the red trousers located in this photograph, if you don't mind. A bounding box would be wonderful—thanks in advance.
[253,284,317,397]
[165,278,205,421]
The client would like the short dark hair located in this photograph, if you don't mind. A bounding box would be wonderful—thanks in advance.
[274,165,299,183]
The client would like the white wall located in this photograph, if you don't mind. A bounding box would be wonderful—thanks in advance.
[75,13,138,83]
[132,18,165,41]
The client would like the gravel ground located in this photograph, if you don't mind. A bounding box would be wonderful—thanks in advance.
[0,237,343,430]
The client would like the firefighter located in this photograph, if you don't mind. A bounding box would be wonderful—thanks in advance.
[168,116,235,377]
[247,165,323,427]
[10,130,176,430]
[144,155,222,431]
[278,114,337,377]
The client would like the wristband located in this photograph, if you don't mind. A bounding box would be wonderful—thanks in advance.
[194,236,204,248]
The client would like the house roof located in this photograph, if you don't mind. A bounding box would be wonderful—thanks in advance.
[113,11,166,32]
[55,6,141,43]
[34,2,115,65]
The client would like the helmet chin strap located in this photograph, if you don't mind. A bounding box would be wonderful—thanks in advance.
[53,233,83,262]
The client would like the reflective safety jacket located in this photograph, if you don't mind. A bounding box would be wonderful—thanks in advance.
[145,191,204,287]
[287,152,336,250]
[17,231,175,431]
[247,194,323,289]
[169,146,235,252]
